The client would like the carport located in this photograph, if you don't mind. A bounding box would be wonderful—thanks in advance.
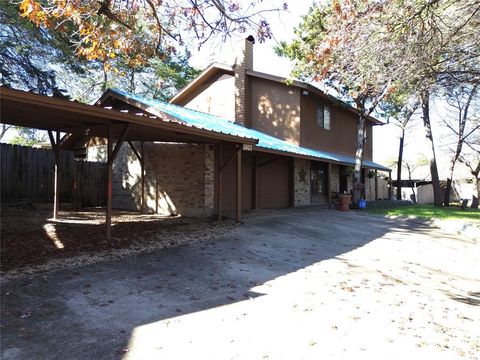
[1,87,257,239]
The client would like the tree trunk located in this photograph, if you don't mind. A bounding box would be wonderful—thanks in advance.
[396,131,404,200]
[353,113,366,206]
[472,166,480,209]
[421,91,442,207]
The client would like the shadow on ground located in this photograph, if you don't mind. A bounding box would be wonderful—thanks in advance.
[0,207,437,359]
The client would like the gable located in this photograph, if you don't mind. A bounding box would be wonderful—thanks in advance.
[180,72,235,121]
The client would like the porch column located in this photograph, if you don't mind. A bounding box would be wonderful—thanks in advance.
[106,125,113,239]
[235,148,242,222]
[140,141,145,214]
[106,123,130,239]
[327,162,332,206]
[252,154,259,209]
[48,130,61,220]
[215,143,223,221]
[374,169,378,200]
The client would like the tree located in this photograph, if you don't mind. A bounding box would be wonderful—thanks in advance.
[276,3,398,206]
[18,0,285,72]
[0,124,13,141]
[380,94,419,200]
[441,81,480,206]
[9,127,47,146]
[279,0,480,207]
[2,0,201,143]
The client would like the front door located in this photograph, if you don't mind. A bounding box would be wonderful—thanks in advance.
[311,161,327,203]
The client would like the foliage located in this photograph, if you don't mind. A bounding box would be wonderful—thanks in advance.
[9,127,47,146]
[277,0,479,206]
[18,0,285,72]
[366,204,480,222]
[1,0,82,96]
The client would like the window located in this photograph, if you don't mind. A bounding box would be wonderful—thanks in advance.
[316,105,330,130]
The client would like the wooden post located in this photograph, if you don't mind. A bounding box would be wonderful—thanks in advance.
[374,169,378,201]
[235,148,242,222]
[289,157,295,207]
[253,154,259,209]
[325,162,330,205]
[48,130,61,220]
[105,123,129,239]
[388,170,392,200]
[216,143,223,221]
[106,125,113,240]
[140,141,145,214]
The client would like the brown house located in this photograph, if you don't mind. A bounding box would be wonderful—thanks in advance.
[93,38,390,218]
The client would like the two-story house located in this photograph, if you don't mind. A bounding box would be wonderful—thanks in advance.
[95,37,390,218]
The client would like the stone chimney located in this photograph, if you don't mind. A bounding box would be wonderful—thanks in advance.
[234,36,254,127]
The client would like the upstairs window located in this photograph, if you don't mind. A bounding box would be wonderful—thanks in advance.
[316,105,330,130]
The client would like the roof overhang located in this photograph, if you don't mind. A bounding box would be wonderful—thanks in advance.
[1,87,257,145]
[98,88,390,171]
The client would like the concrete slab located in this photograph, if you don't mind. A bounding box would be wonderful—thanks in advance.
[1,207,479,359]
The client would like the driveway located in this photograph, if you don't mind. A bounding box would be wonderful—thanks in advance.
[1,207,479,359]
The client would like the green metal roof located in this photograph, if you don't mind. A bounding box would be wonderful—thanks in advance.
[108,89,390,171]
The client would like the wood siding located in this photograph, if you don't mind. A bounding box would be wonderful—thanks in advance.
[1,143,106,206]
[220,144,254,211]
[258,154,291,209]
[300,93,373,160]
[179,73,235,120]
[249,77,301,145]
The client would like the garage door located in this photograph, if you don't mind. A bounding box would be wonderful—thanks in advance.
[258,155,292,208]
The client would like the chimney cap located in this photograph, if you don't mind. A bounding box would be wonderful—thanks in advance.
[246,35,255,44]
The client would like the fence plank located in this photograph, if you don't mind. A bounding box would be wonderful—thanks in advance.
[1,143,106,207]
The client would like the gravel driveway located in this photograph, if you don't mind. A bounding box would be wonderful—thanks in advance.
[1,207,479,359]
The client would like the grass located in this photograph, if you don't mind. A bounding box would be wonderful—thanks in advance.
[366,203,480,223]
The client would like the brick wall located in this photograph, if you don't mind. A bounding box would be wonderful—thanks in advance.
[110,142,214,217]
[294,158,310,206]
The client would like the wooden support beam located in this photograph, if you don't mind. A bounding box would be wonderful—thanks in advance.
[219,145,241,173]
[374,169,378,200]
[327,162,332,206]
[289,157,295,207]
[252,154,259,209]
[235,148,242,222]
[141,141,145,214]
[48,130,60,220]
[106,125,113,240]
[127,140,142,162]
[216,143,223,221]
[108,123,130,164]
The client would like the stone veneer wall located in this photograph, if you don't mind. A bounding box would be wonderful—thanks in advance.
[330,164,340,193]
[294,158,310,206]
[110,142,214,217]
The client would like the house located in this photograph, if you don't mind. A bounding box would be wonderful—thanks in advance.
[92,37,390,218]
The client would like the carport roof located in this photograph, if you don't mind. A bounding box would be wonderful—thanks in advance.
[104,89,390,171]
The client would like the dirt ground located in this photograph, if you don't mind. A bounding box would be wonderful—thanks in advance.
[0,204,236,276]
[1,207,479,359]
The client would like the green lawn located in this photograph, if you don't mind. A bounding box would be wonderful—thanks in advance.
[366,204,480,222]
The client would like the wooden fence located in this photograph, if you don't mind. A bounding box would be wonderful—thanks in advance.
[1,143,106,207]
